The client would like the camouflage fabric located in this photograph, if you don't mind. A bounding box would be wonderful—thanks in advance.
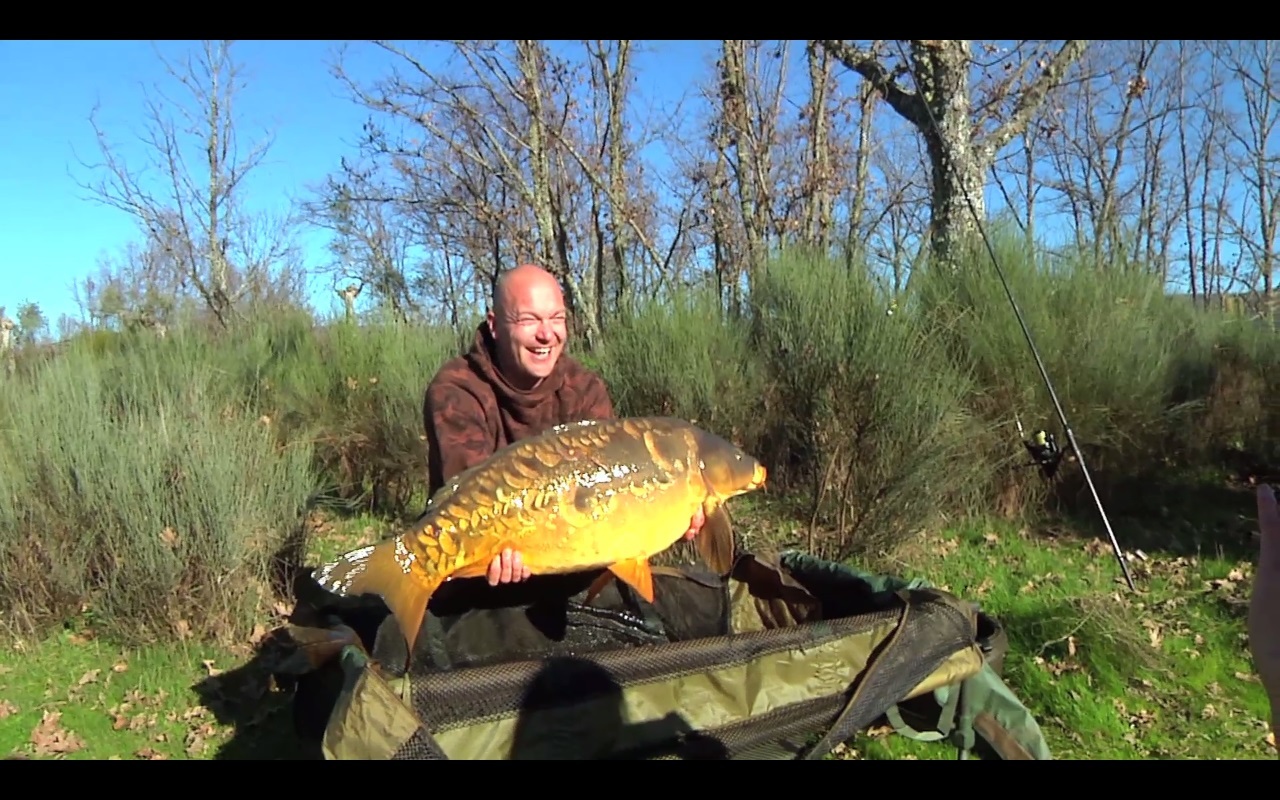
[777,552,1052,760]
[308,552,1027,760]
[422,322,614,497]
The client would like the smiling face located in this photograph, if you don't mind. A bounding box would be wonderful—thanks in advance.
[487,264,569,390]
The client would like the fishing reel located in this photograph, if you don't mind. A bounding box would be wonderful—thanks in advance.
[1015,415,1068,481]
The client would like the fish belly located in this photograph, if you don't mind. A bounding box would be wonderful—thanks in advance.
[514,490,701,574]
[418,417,709,578]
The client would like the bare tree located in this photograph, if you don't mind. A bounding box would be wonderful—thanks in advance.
[1170,41,1237,306]
[0,312,13,379]
[73,232,196,333]
[1037,40,1182,266]
[336,282,362,321]
[1215,40,1279,312]
[842,74,882,267]
[661,70,747,310]
[716,40,788,280]
[306,165,421,322]
[816,39,1089,269]
[330,41,607,343]
[73,40,301,328]
[537,41,695,320]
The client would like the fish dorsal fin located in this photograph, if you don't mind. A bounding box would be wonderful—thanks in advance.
[696,503,737,577]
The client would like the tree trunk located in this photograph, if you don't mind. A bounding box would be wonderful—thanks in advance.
[818,39,1088,269]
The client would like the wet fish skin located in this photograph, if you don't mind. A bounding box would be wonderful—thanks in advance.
[310,416,767,669]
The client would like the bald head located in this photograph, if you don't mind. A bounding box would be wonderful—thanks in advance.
[486,263,569,390]
[493,264,563,317]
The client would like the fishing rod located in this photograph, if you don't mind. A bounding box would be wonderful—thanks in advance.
[887,39,1136,591]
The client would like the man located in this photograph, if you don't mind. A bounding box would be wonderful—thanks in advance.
[422,263,705,586]
[1250,483,1279,756]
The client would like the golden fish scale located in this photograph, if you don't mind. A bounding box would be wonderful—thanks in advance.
[401,418,705,582]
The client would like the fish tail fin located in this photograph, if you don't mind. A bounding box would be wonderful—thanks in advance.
[279,623,364,673]
[311,537,435,660]
[697,502,737,576]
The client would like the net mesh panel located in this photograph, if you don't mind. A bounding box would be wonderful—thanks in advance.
[364,568,729,674]
[384,588,976,760]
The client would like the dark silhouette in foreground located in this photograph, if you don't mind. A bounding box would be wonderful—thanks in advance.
[508,655,729,760]
[190,626,324,760]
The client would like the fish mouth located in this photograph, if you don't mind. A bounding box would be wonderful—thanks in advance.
[751,463,767,488]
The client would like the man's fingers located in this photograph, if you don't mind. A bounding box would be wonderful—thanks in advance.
[485,549,530,584]
[500,548,515,583]
[683,507,705,541]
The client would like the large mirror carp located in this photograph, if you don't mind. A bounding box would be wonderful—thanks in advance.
[311,416,768,669]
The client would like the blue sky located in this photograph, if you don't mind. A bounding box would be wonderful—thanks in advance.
[0,40,720,334]
[0,40,1260,337]
[1,41,356,327]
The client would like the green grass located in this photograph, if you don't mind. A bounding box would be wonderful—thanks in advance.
[0,235,1276,759]
[0,626,253,760]
[1,492,1274,760]
[0,507,408,760]
[842,491,1275,760]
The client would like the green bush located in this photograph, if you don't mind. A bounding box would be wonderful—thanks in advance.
[907,229,1269,515]
[746,248,988,559]
[246,318,460,516]
[0,339,316,645]
[1,232,1276,645]
[592,287,768,448]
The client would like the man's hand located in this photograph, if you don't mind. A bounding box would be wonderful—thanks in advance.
[683,506,706,541]
[484,508,709,585]
[1249,483,1280,753]
[487,548,531,585]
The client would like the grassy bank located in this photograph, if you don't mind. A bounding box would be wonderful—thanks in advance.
[0,494,1273,760]
[0,235,1276,758]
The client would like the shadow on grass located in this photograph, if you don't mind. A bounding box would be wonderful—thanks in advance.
[188,566,335,764]
[189,635,322,760]
[993,593,1166,680]
[1050,469,1262,563]
[187,534,359,761]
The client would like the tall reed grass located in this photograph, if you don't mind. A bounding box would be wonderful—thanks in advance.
[0,235,1274,642]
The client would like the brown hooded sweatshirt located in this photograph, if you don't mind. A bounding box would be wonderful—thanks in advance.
[422,322,615,497]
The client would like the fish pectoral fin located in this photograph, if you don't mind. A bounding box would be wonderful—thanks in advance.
[448,560,493,580]
[605,557,656,605]
[447,543,520,581]
[312,537,434,664]
[582,569,616,606]
[696,502,737,577]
